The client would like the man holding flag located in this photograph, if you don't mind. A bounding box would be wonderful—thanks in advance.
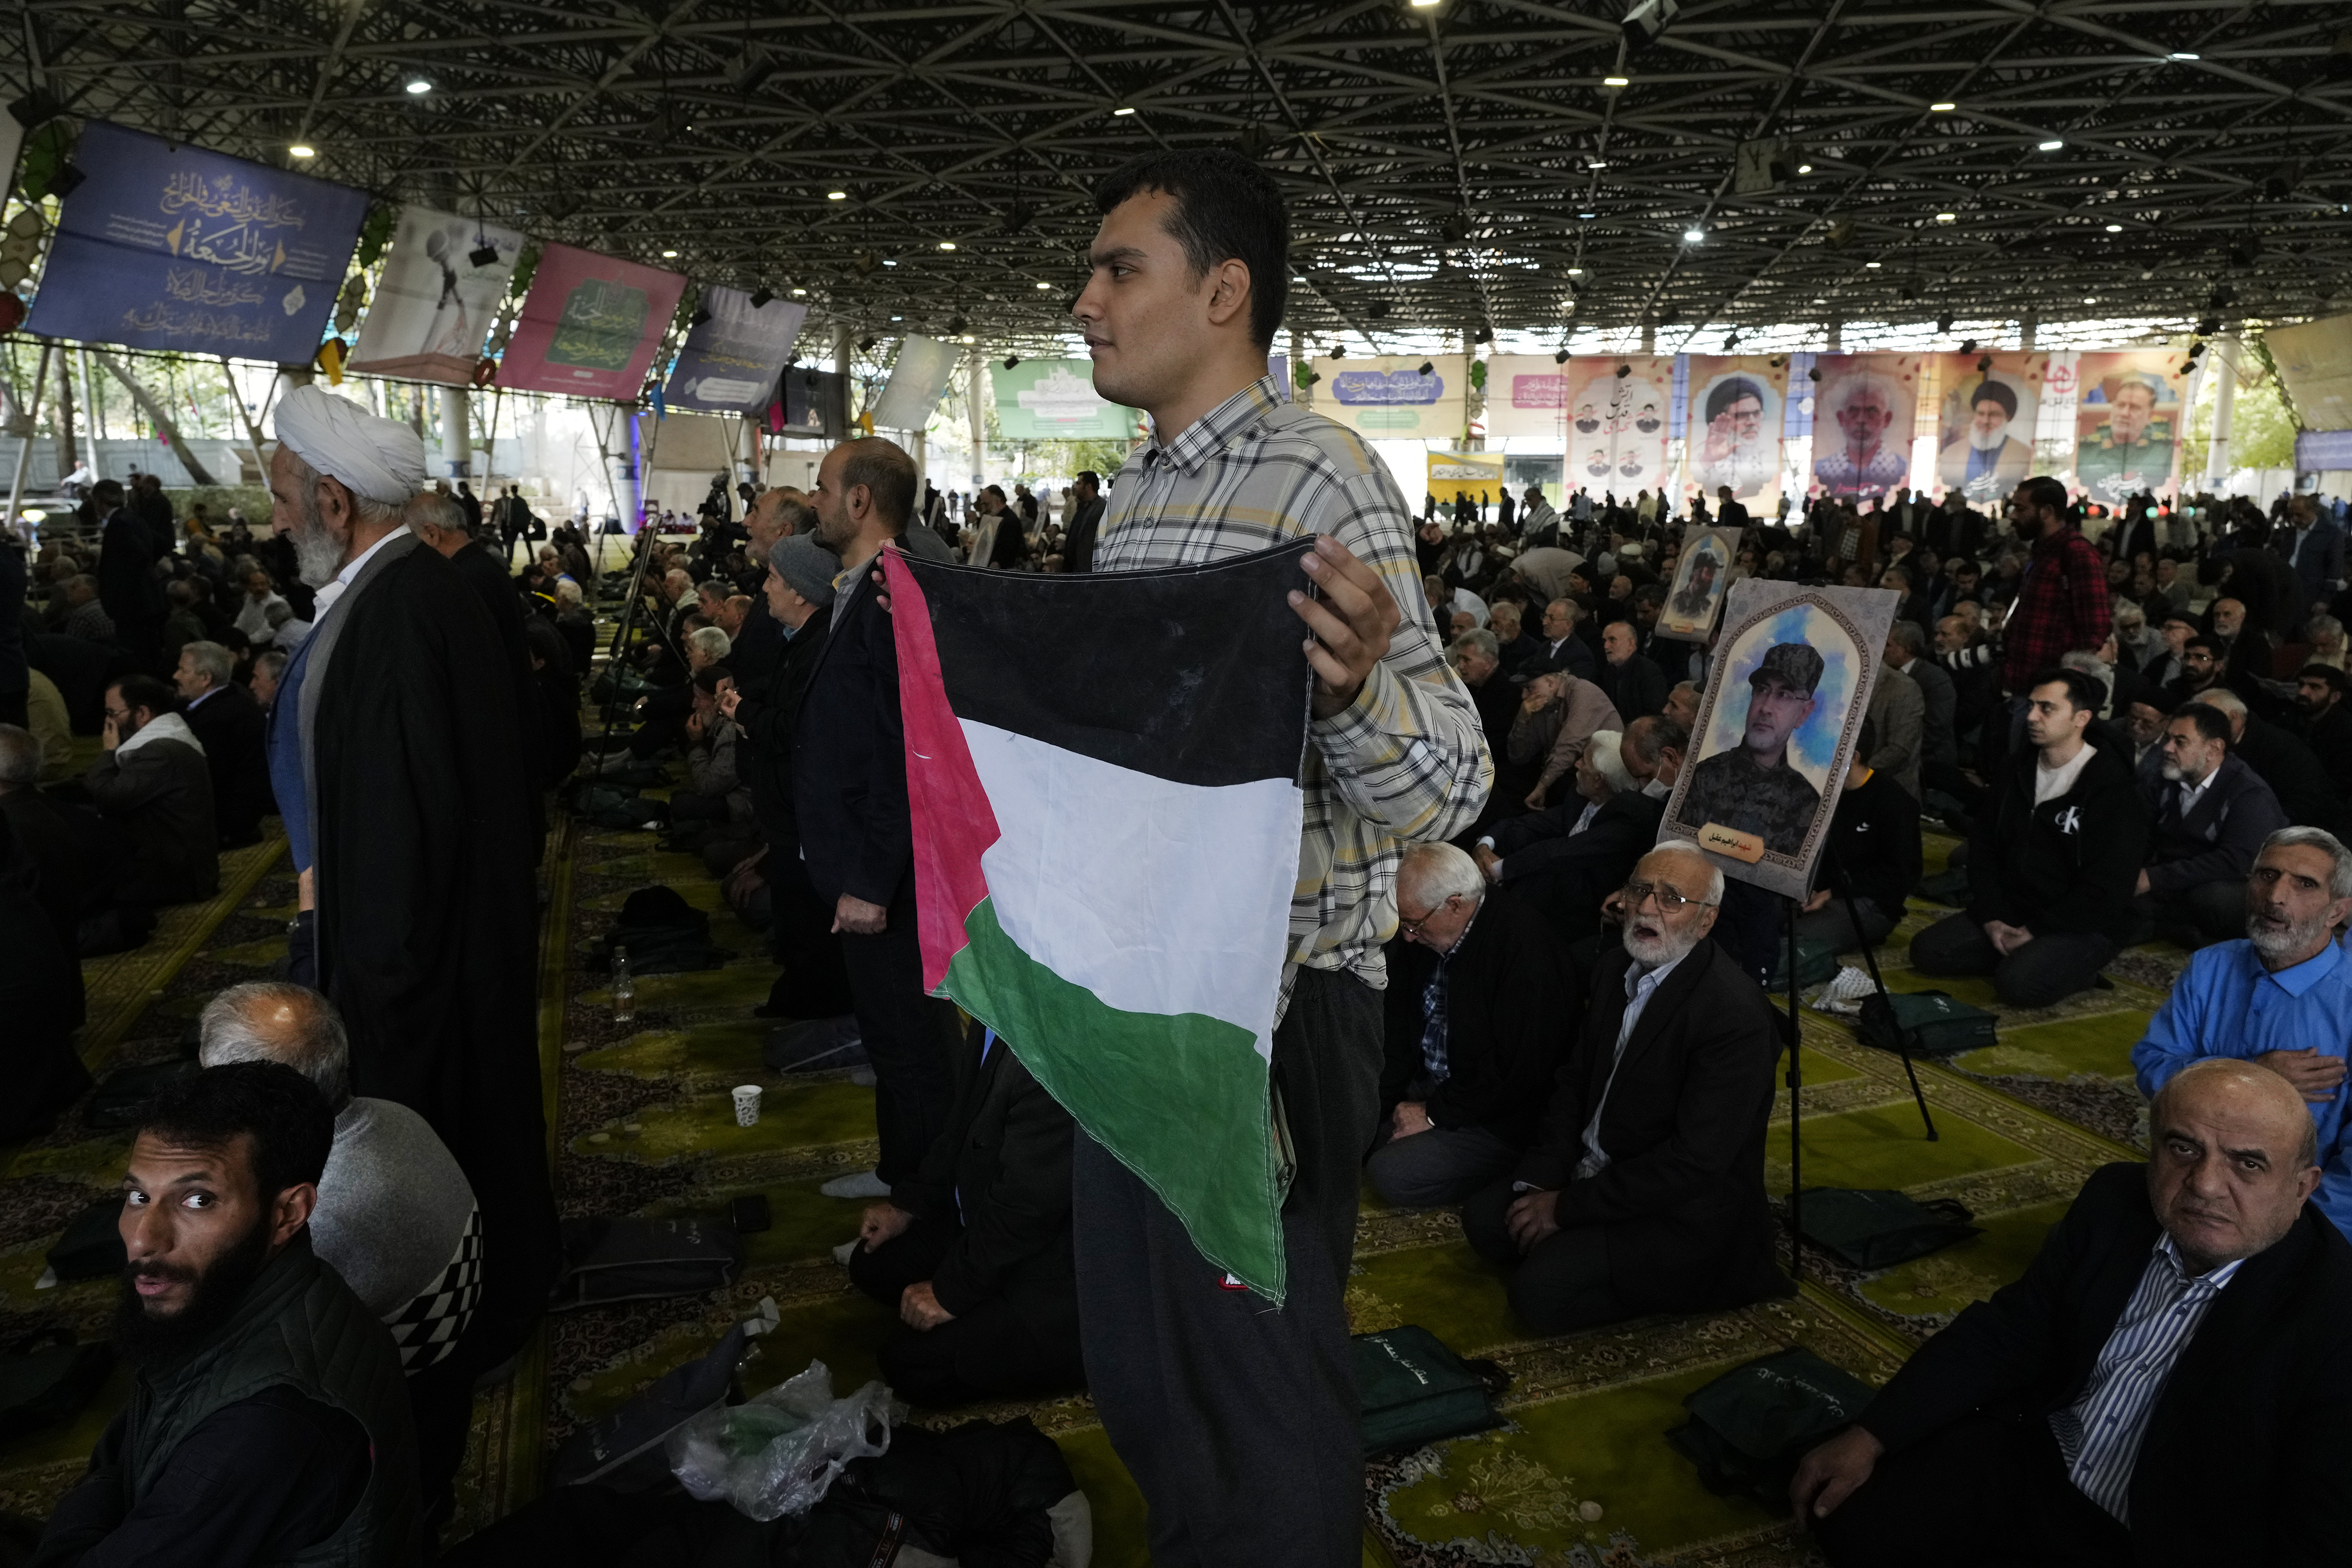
[1064,149,1492,1565]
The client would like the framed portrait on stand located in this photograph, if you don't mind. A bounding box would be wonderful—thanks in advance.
[1655,527,1740,642]
[1660,580,1901,900]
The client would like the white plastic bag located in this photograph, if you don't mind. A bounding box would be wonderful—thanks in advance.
[665,1359,894,1521]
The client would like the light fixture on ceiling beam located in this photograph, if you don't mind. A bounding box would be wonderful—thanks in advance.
[662,248,679,259]
[2168,51,2199,61]
[1935,212,1957,223]
[1603,75,1630,88]
[405,78,432,95]
[938,241,956,251]
[1004,355,1020,369]
[1682,226,1704,244]
[790,287,806,296]
[1796,163,1812,174]
[858,336,877,351]
[2038,139,2065,151]
[1035,281,1053,290]
[469,241,499,267]
[2106,223,2124,233]
[1929,101,1956,112]
[1621,0,1677,51]
[289,144,317,159]
[1417,361,1434,375]
[826,189,848,201]
[1553,348,1570,363]
[1112,106,1137,116]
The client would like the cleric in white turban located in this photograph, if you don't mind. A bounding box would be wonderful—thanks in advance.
[260,380,560,1411]
[268,385,429,590]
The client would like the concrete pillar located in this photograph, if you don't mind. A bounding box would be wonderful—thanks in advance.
[967,351,988,488]
[2019,312,2038,353]
[439,385,470,478]
[2207,337,2242,488]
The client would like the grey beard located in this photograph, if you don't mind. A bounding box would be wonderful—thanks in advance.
[291,515,345,587]
[2249,914,2330,967]
[1970,426,2008,451]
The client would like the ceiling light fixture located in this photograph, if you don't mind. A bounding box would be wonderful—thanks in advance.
[882,258,897,267]
[469,241,500,267]
[858,335,877,351]
[1929,101,1956,111]
[2038,139,2065,151]
[938,241,956,250]
[1409,0,1442,8]
[2105,223,2123,233]
[661,248,679,258]
[790,287,806,295]
[1682,227,1704,243]
[1035,281,1053,290]
[1004,355,1021,370]
[826,190,847,201]
[1577,211,1597,220]
[1603,75,1630,87]
[961,334,976,343]
[1796,163,1812,174]
[405,78,432,95]
[1935,211,1957,223]
[1865,260,1882,268]
[1566,266,1585,276]
[1112,106,1136,116]
[2168,51,2198,60]
[289,144,316,158]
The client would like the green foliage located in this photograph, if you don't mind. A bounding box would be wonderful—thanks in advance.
[1294,360,1319,389]
[2183,364,2299,474]
[1469,359,1488,391]
[16,123,72,202]
[510,243,541,300]
[355,203,397,268]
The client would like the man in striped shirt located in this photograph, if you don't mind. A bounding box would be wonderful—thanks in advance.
[1793,1058,2352,1565]
[1068,148,1491,1566]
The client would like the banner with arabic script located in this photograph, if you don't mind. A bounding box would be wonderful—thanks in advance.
[989,358,1142,440]
[347,204,525,384]
[1302,354,1467,439]
[1565,355,1674,495]
[25,121,368,361]
[498,242,687,400]
[663,285,806,414]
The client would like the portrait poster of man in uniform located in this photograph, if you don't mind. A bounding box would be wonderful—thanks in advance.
[1933,359,2040,502]
[1809,356,1922,501]
[2073,354,2185,508]
[1657,526,1739,641]
[1663,581,1900,901]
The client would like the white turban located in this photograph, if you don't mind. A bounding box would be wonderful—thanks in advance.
[274,385,428,506]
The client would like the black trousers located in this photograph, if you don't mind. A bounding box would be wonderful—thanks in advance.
[1813,1410,2132,1568]
[837,882,957,1185]
[1072,966,1380,1568]
[2135,880,2246,944]
[847,1214,1083,1406]
[1909,912,2115,1009]
[1461,1180,1629,1334]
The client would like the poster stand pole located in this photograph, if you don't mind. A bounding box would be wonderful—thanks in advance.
[1783,894,1804,1285]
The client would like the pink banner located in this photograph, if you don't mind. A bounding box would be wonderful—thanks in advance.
[498,243,686,400]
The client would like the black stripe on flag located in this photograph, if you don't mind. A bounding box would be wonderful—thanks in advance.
[907,537,1317,790]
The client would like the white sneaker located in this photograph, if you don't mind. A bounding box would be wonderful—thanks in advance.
[831,1240,858,1266]
[820,1170,891,1200]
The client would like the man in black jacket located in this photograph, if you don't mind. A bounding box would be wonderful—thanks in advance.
[2137,704,2289,944]
[95,479,167,668]
[1059,471,1105,575]
[1461,840,1788,1333]
[88,675,218,908]
[1368,845,1574,1207]
[2295,663,2352,810]
[793,438,960,1201]
[848,1021,1082,1405]
[1595,617,1668,719]
[172,641,271,847]
[1794,1058,2352,1567]
[2182,688,2341,835]
[1795,719,1922,951]
[1473,720,1672,944]
[1913,668,2148,1006]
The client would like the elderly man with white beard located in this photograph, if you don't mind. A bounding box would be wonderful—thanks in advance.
[263,385,556,1390]
[2131,827,2352,1247]
[1460,840,1791,1333]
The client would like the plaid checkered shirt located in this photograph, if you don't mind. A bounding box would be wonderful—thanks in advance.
[1092,375,1493,1005]
[2000,525,2113,693]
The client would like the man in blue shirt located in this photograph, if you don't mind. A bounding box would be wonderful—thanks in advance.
[2131,825,2352,1243]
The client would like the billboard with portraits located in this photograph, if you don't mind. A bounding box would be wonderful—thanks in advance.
[1932,353,2046,504]
[1808,354,1926,501]
[1659,580,1899,900]
[1566,356,1673,495]
[1655,527,1739,642]
[2072,350,2189,507]
[1680,356,1789,513]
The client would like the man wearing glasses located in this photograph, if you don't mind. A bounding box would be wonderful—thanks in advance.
[1461,840,1789,1332]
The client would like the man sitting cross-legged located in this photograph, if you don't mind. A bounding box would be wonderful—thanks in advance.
[1476,719,1680,945]
[32,1062,420,1566]
[848,1019,1084,1405]
[1792,1058,2352,1566]
[1367,843,1577,1208]
[195,982,483,1530]
[2131,827,2352,1248]
[1460,840,1789,1333]
[1910,667,2149,1008]
[2136,701,2288,946]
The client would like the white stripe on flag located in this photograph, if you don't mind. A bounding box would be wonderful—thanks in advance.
[960,719,1301,1064]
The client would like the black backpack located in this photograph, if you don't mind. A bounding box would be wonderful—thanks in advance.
[592,886,727,975]
[547,1217,743,1312]
[1792,1188,1981,1270]
[1667,1347,1876,1507]
[1857,989,1998,1057]
[1354,1325,1509,1455]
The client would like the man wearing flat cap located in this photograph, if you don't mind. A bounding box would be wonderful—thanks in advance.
[1678,643,1825,857]
[265,385,556,1379]
[1936,380,2033,502]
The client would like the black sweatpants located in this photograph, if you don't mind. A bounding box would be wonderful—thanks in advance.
[837,882,957,1185]
[1072,966,1381,1568]
[847,1214,1083,1406]
[1813,1409,2131,1567]
[1909,912,2116,1009]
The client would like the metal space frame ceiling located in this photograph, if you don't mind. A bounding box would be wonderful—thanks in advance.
[10,0,2352,361]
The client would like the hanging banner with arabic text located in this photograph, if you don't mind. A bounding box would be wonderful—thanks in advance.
[26,121,368,360]
[1565,356,1673,495]
[1927,352,2046,504]
[990,359,1143,440]
[663,285,806,414]
[868,335,962,433]
[1679,355,1790,512]
[1482,355,1570,440]
[2069,350,2190,506]
[347,204,525,384]
[497,241,686,399]
[1806,354,1927,501]
[1304,355,1466,439]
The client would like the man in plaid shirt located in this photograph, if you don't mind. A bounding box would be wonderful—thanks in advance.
[2001,475,2113,695]
[1070,149,1492,1565]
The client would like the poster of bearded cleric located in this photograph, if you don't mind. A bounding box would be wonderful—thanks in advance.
[1662,581,1899,899]
[1933,353,2045,503]
[2072,351,2188,508]
[1655,526,1740,641]
[1808,354,1926,501]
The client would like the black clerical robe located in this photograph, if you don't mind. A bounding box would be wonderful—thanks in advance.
[306,532,555,1366]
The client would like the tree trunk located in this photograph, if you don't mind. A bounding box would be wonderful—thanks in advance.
[94,352,216,486]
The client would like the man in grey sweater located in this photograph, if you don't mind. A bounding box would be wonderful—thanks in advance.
[198,982,482,1529]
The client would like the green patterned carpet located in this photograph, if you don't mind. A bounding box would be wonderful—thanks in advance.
[0,773,2187,1568]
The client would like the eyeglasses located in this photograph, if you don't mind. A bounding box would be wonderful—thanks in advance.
[1398,895,1457,937]
[1623,881,1708,913]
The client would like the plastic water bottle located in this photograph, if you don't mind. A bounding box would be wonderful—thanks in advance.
[613,944,636,1027]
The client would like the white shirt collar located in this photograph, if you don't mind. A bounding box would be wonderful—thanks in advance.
[312,526,407,618]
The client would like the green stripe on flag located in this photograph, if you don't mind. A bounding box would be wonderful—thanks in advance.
[943,895,1286,1301]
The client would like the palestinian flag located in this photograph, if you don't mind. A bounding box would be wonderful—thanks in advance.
[882,539,1316,1301]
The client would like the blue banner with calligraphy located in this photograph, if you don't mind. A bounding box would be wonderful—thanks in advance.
[26,121,368,361]
[663,285,806,413]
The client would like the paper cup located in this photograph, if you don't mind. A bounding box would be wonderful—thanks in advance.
[731,1085,763,1127]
